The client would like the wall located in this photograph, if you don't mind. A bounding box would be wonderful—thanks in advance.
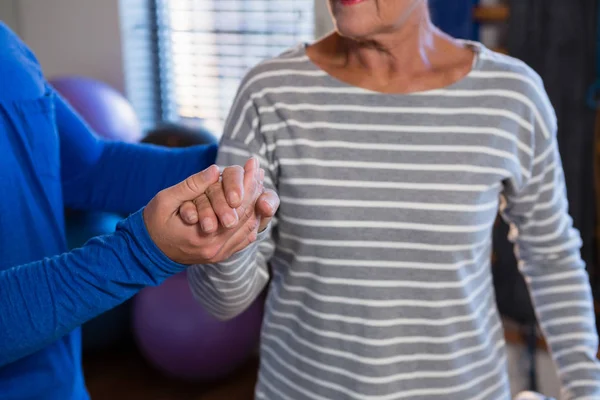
[0,0,19,32]
[314,0,334,38]
[0,0,125,93]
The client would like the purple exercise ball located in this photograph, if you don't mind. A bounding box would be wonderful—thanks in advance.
[132,271,265,381]
[50,76,142,143]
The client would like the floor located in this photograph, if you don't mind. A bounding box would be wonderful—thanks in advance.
[83,341,259,400]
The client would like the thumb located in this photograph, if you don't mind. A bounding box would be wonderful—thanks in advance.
[164,165,220,206]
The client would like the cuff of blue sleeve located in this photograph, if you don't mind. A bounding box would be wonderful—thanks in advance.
[121,208,186,275]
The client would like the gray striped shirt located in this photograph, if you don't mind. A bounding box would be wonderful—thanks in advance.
[188,41,600,399]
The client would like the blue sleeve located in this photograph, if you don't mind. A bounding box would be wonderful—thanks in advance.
[0,210,185,366]
[56,91,218,214]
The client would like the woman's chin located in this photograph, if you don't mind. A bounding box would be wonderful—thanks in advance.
[334,22,377,40]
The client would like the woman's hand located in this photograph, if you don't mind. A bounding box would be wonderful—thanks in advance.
[179,158,279,234]
[142,158,279,265]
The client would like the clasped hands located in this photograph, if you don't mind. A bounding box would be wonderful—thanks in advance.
[143,157,279,265]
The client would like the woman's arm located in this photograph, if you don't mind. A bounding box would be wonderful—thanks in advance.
[187,79,277,319]
[501,85,600,399]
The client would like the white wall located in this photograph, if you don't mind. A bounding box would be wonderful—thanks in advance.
[1,0,330,97]
[7,0,125,93]
[314,0,334,38]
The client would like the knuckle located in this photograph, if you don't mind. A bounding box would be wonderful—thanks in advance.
[248,230,258,244]
[199,250,212,261]
[199,246,217,261]
[154,190,168,205]
[241,203,254,220]
[184,177,200,193]
[193,194,209,208]
[245,218,259,234]
[205,183,220,197]
[181,200,195,210]
[229,165,244,175]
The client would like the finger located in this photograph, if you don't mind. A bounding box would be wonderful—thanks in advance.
[166,165,220,206]
[256,190,279,233]
[213,215,261,261]
[239,158,259,211]
[242,157,260,197]
[236,179,264,225]
[257,216,271,233]
[221,165,245,208]
[192,194,219,233]
[179,201,199,225]
[255,189,279,219]
[205,182,239,229]
[233,158,262,223]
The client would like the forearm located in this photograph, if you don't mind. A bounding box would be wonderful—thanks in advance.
[187,228,271,320]
[63,141,217,214]
[0,210,184,366]
[525,260,600,399]
[55,86,218,213]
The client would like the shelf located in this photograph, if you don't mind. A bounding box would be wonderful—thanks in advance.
[473,5,510,23]
[503,318,600,359]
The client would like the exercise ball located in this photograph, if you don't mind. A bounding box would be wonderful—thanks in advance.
[65,210,131,352]
[50,76,142,143]
[142,123,218,148]
[132,271,265,381]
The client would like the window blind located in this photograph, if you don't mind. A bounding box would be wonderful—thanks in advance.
[120,0,315,136]
[119,0,163,132]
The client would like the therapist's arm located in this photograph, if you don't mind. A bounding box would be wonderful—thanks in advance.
[0,163,269,367]
[55,89,219,214]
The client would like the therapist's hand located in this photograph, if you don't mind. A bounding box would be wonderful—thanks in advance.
[142,158,266,265]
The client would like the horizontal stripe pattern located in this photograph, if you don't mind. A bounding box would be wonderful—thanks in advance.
[188,41,600,399]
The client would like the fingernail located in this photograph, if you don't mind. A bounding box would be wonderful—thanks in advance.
[201,218,214,232]
[223,213,237,228]
[253,157,259,169]
[184,212,197,223]
[201,165,219,181]
[228,192,240,205]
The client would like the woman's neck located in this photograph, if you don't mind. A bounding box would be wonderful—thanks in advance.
[307,6,476,94]
[339,3,436,80]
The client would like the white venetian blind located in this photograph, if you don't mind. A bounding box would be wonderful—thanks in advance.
[120,0,315,136]
[119,0,162,132]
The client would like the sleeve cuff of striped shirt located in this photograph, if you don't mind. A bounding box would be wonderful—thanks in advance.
[186,224,272,320]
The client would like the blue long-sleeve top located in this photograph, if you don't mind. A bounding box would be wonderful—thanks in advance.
[0,23,217,399]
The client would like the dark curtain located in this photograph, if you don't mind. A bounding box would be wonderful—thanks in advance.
[494,0,598,323]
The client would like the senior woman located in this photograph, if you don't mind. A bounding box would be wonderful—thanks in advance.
[188,0,600,398]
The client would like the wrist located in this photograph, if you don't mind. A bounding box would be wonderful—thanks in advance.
[121,209,186,275]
